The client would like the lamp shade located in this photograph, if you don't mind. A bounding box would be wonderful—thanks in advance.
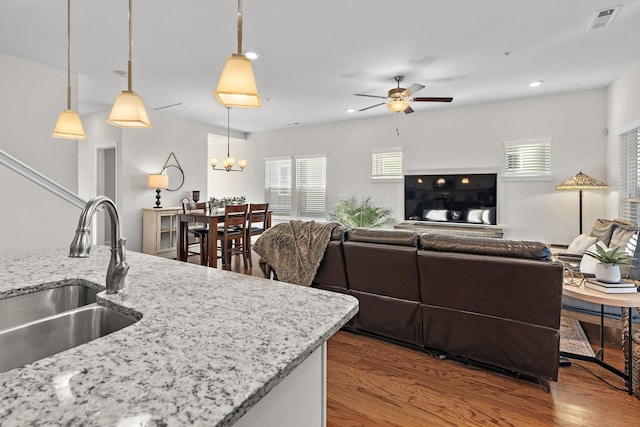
[555,171,608,190]
[107,91,152,128]
[52,109,86,140]
[387,100,410,113]
[214,54,261,108]
[147,173,169,189]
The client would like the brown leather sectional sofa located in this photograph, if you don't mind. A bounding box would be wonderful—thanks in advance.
[269,227,564,381]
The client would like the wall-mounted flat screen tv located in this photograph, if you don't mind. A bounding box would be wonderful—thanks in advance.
[404,173,497,225]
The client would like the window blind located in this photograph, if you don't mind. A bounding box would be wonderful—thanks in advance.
[296,155,326,218]
[371,149,403,179]
[264,156,292,216]
[619,127,640,224]
[503,139,551,177]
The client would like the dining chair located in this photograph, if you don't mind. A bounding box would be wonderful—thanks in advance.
[218,204,249,270]
[245,203,269,267]
[182,202,209,266]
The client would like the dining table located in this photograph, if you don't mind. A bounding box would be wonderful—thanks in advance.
[176,208,272,268]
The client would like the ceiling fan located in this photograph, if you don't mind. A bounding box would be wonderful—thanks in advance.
[355,75,453,114]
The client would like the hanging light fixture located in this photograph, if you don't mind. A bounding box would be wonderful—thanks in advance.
[214,0,261,108]
[107,0,151,128]
[52,0,86,140]
[387,100,410,113]
[210,107,247,172]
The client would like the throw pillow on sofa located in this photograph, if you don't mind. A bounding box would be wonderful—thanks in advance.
[580,242,608,275]
[567,233,598,254]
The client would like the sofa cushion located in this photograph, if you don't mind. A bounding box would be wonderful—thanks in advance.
[346,228,419,247]
[419,233,551,261]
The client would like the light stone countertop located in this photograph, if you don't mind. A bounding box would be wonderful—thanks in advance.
[0,247,358,426]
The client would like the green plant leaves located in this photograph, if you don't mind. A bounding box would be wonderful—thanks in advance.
[329,197,395,228]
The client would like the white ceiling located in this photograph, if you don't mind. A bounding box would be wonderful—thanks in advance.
[1,0,640,134]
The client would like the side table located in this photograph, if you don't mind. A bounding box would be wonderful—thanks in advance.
[562,281,640,395]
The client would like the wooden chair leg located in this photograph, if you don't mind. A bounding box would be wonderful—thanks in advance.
[199,235,208,266]
[246,233,253,268]
[241,237,248,270]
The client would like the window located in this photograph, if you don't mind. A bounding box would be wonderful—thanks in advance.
[503,139,552,178]
[619,126,640,224]
[371,148,403,180]
[264,154,326,218]
[264,156,291,216]
[296,155,326,218]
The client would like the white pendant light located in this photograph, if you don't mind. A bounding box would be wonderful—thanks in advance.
[214,0,261,108]
[52,0,86,140]
[107,0,151,128]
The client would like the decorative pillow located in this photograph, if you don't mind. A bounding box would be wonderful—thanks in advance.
[481,208,496,225]
[424,209,448,222]
[609,226,638,256]
[588,218,615,246]
[467,209,483,224]
[567,233,598,254]
[580,242,608,275]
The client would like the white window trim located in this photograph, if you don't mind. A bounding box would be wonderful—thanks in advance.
[503,138,553,181]
[371,147,403,182]
[264,154,327,220]
[619,126,640,224]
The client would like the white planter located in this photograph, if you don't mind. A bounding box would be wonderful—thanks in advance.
[595,263,621,284]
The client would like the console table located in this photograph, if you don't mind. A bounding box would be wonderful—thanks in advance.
[395,221,504,238]
[562,281,640,395]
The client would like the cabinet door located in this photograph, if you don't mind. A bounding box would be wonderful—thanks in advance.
[158,213,177,251]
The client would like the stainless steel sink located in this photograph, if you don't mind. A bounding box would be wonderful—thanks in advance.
[0,285,98,331]
[0,304,137,373]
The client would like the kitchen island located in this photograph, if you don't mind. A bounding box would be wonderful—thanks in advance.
[0,247,358,426]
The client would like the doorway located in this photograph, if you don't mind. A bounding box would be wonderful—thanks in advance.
[96,147,117,245]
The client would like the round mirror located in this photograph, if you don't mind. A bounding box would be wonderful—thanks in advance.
[162,164,185,192]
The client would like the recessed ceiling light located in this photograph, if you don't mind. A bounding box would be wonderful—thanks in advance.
[245,51,259,60]
[529,80,543,87]
[346,108,355,113]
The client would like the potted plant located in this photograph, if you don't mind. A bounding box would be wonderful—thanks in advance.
[329,197,396,229]
[585,245,634,283]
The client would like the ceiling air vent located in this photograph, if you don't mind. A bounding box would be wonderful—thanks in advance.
[587,5,622,31]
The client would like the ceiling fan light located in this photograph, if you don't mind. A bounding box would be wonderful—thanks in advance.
[52,109,86,140]
[107,90,152,128]
[214,54,261,108]
[387,100,410,113]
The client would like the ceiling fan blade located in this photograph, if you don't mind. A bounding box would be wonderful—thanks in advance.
[358,102,386,112]
[404,84,425,96]
[354,94,388,99]
[403,106,414,114]
[413,97,453,102]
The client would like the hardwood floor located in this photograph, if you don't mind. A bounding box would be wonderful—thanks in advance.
[210,251,640,426]
[326,332,640,426]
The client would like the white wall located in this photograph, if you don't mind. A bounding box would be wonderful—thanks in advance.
[0,52,81,256]
[606,58,640,219]
[225,89,608,244]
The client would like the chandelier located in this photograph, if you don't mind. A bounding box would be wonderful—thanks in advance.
[210,107,247,172]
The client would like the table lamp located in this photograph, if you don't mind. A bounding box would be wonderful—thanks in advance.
[148,174,169,208]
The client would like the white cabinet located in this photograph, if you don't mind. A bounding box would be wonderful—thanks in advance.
[142,207,181,258]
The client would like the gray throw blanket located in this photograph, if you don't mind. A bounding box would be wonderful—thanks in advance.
[253,220,342,286]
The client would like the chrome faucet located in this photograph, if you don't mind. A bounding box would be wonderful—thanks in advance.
[69,196,129,294]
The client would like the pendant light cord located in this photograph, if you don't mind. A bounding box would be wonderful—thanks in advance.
[66,0,71,110]
[127,0,133,91]
[236,0,243,54]
[227,107,231,158]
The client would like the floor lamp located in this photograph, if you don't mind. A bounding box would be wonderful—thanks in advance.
[555,171,608,234]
